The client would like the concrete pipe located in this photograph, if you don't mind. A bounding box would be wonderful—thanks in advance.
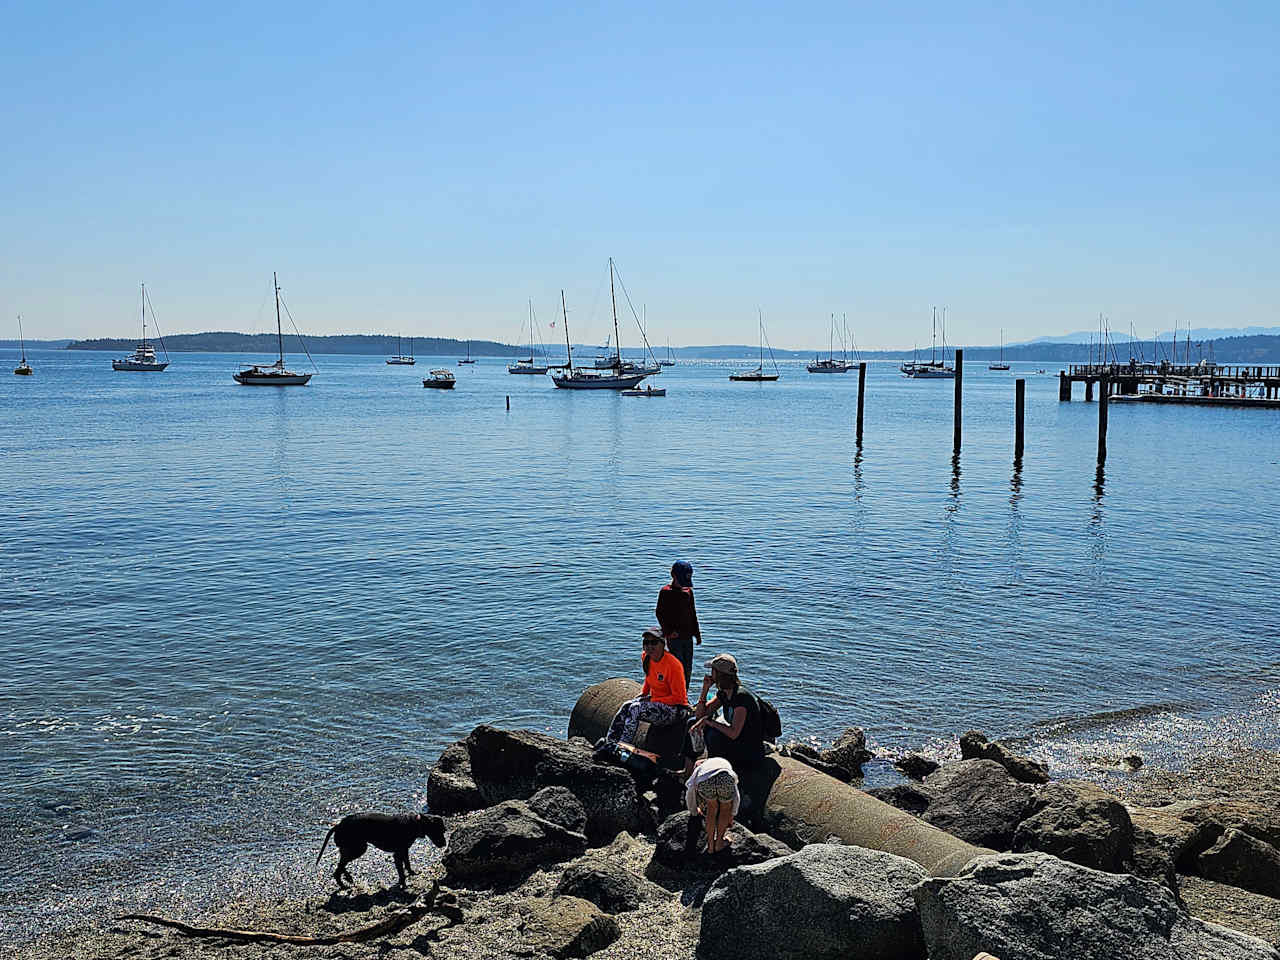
[569,678,991,877]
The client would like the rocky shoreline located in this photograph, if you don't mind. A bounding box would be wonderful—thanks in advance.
[15,710,1280,960]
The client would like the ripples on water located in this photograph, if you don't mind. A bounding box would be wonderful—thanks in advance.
[3,350,1279,949]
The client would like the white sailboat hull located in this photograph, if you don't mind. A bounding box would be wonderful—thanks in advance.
[900,365,955,379]
[508,363,548,374]
[551,371,647,390]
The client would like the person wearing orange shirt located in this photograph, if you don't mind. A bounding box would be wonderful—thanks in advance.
[601,627,689,748]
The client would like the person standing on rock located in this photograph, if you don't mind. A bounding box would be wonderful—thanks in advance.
[655,560,701,689]
[600,628,688,750]
[685,755,740,854]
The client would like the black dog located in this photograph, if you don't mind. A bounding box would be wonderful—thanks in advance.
[316,812,446,889]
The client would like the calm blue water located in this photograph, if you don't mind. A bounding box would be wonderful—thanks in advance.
[3,348,1279,948]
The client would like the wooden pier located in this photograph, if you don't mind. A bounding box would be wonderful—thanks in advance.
[1058,362,1280,406]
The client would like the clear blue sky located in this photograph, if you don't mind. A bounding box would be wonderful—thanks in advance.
[2,1,1276,348]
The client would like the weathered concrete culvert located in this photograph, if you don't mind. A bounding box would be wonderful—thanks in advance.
[569,678,992,877]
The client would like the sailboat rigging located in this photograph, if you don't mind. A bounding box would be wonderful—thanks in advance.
[232,273,315,386]
[729,310,781,382]
[112,284,170,371]
[900,307,955,379]
[458,340,476,364]
[14,315,32,376]
[549,270,649,390]
[387,334,416,365]
[508,301,549,374]
[989,329,1010,370]
[806,314,854,373]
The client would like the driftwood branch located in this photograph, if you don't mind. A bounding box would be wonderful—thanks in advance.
[116,880,460,947]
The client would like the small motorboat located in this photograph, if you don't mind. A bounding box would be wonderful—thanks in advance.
[423,369,456,389]
[621,385,665,397]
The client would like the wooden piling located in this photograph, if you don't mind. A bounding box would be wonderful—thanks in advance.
[506,395,510,411]
[1085,379,1094,402]
[856,362,867,447]
[1015,378,1025,462]
[953,350,963,455]
[1058,371,1071,401]
[1097,375,1109,465]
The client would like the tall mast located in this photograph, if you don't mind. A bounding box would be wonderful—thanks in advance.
[141,282,147,344]
[561,290,574,371]
[758,308,764,369]
[274,272,284,366]
[609,258,621,364]
[931,307,937,364]
[528,299,535,361]
[17,314,25,363]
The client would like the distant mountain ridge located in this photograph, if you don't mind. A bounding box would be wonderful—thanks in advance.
[1019,325,1280,345]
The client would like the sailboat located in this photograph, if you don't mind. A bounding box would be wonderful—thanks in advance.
[806,314,854,373]
[458,340,476,364]
[900,307,955,379]
[660,340,676,367]
[14,315,32,375]
[988,329,1010,371]
[729,311,781,382]
[509,301,549,374]
[232,273,315,386]
[386,335,416,365]
[549,277,648,390]
[112,284,170,371]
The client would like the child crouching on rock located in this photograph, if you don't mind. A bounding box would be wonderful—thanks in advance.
[598,628,688,753]
[685,756,739,853]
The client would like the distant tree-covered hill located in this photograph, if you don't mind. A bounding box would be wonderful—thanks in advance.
[61,331,1280,363]
[66,332,533,356]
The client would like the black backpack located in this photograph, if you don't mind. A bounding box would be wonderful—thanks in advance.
[755,694,782,743]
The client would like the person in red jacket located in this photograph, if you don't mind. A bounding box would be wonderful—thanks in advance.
[602,628,688,748]
[656,560,701,689]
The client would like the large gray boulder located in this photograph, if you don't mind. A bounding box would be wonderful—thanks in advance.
[1197,828,1280,898]
[894,753,941,781]
[1128,804,1216,886]
[821,727,874,779]
[785,743,854,782]
[866,783,932,816]
[1012,780,1135,873]
[960,730,1049,784]
[442,799,588,885]
[1180,798,1280,850]
[555,859,645,914]
[426,739,484,815]
[517,895,620,958]
[528,785,588,835]
[921,759,1034,849]
[912,852,1280,960]
[651,811,792,878]
[464,725,650,845]
[698,844,927,960]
